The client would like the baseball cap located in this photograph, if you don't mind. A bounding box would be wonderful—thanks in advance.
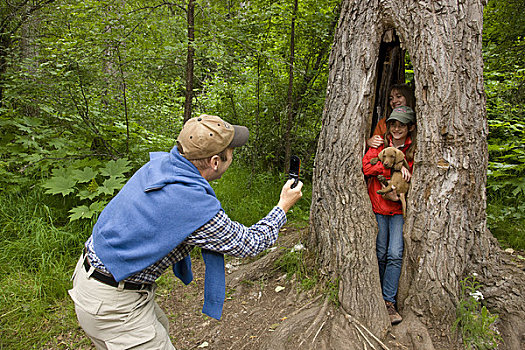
[386,106,415,125]
[177,114,249,160]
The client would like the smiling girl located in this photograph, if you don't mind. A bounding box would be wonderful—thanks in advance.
[367,84,415,148]
[362,106,416,325]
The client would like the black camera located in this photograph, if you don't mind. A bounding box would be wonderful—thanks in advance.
[288,155,301,189]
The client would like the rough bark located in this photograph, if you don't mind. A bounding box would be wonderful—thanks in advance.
[283,0,298,173]
[183,0,195,123]
[305,0,525,349]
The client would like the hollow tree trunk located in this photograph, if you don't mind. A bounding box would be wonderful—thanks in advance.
[307,0,525,349]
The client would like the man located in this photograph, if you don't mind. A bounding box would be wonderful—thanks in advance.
[68,114,303,349]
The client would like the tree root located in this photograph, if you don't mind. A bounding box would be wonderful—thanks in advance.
[473,245,525,350]
[261,297,333,350]
[342,308,391,350]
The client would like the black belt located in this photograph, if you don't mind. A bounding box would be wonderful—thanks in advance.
[83,256,151,291]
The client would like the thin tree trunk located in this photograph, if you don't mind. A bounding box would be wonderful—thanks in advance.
[183,0,195,123]
[283,0,298,173]
[116,47,130,154]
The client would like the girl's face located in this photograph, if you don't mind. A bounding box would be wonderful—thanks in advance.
[388,121,412,144]
[389,89,407,109]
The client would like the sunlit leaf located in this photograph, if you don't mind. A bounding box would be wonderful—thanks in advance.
[98,176,126,195]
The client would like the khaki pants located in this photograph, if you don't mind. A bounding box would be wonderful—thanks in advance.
[68,255,176,350]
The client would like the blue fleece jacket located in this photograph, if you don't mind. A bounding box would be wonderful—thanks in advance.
[92,147,225,319]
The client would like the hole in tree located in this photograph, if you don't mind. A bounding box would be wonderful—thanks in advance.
[370,29,413,138]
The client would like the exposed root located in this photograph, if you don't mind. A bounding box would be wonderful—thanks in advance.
[342,308,391,350]
[261,296,333,350]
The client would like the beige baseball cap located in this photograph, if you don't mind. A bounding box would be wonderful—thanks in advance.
[177,114,249,160]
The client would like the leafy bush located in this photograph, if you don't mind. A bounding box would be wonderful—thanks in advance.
[483,31,525,250]
[42,158,132,221]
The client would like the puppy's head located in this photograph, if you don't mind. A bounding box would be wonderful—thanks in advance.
[377,147,397,169]
[377,147,400,169]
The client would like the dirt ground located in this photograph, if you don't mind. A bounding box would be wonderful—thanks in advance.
[160,225,315,350]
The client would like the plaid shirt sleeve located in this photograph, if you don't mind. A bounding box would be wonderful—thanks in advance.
[184,206,286,257]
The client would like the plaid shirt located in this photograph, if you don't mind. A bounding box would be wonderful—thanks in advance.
[86,206,286,284]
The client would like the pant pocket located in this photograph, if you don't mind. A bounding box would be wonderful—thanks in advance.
[68,287,103,315]
[104,324,156,350]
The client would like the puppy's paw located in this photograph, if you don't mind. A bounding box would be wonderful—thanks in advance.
[377,175,388,187]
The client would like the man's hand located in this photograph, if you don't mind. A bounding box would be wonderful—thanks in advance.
[367,135,383,148]
[277,179,303,213]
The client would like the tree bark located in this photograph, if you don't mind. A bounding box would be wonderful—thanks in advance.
[307,0,524,348]
[283,0,298,173]
[183,0,195,123]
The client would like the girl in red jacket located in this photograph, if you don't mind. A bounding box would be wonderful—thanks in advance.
[362,106,416,325]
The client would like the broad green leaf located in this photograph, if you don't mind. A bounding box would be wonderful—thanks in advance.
[51,167,73,178]
[72,167,98,183]
[98,176,126,196]
[100,158,132,178]
[69,201,107,221]
[77,189,101,200]
[69,205,91,221]
[89,201,107,213]
[47,138,67,149]
[42,176,77,196]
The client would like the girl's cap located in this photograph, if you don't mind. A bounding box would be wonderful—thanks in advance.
[386,106,415,124]
[177,114,249,160]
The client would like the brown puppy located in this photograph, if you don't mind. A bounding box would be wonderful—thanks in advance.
[370,147,410,217]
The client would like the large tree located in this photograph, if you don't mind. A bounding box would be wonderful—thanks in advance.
[266,0,525,349]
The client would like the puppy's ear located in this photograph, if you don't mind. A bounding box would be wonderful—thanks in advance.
[393,149,406,171]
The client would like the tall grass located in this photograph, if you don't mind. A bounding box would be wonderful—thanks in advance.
[0,189,91,348]
[212,164,311,225]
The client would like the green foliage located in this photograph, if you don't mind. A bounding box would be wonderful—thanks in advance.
[453,276,502,349]
[483,0,525,248]
[41,158,131,221]
[274,244,318,292]
[212,164,312,225]
[275,246,306,279]
[325,278,340,307]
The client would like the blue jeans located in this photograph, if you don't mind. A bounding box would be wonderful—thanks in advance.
[375,214,404,304]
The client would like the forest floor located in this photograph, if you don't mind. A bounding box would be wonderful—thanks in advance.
[48,224,524,350]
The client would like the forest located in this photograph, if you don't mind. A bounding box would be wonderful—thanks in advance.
[0,0,524,348]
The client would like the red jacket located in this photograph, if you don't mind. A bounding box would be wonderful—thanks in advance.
[362,137,413,216]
